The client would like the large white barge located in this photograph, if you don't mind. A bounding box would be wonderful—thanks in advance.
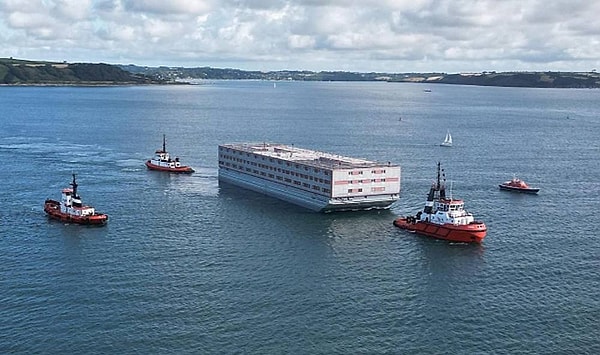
[218,143,400,212]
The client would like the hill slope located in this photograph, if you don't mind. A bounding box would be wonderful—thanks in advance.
[122,64,600,88]
[430,71,600,88]
[0,58,159,85]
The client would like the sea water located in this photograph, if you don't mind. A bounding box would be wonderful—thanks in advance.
[1,82,599,353]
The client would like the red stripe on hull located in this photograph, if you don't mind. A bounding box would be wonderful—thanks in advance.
[44,200,108,226]
[393,218,486,243]
[145,161,194,174]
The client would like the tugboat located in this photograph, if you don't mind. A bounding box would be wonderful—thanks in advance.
[499,176,539,194]
[145,135,194,173]
[393,162,487,243]
[44,174,108,225]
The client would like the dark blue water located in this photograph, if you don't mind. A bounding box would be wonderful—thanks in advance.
[1,82,599,354]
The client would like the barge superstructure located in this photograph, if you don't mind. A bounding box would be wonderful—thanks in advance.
[218,143,400,212]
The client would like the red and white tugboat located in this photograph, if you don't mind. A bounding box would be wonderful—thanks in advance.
[393,162,487,243]
[145,135,194,173]
[499,176,539,194]
[44,174,108,225]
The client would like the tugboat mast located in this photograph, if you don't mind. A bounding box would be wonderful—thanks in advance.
[70,173,79,198]
[424,162,447,214]
[438,162,446,200]
[162,134,166,153]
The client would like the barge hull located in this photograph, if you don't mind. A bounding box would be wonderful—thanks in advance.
[219,169,396,212]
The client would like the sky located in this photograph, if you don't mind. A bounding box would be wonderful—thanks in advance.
[1,0,599,73]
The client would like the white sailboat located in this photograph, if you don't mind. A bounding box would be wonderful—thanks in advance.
[440,130,452,147]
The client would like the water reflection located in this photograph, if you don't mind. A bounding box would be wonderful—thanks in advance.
[218,181,397,236]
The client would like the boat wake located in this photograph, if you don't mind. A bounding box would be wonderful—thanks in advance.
[1,136,116,166]
[121,167,143,172]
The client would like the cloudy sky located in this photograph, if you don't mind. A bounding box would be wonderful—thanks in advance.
[1,0,599,73]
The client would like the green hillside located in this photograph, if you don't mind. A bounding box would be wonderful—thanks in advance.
[0,58,159,85]
[430,71,600,88]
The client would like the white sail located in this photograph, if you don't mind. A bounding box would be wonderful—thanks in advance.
[441,130,452,147]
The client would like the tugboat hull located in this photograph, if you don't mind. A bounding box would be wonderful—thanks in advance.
[394,217,486,243]
[145,160,194,173]
[44,199,108,226]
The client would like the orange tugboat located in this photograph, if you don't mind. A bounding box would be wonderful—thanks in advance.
[499,176,539,194]
[44,174,108,225]
[393,162,487,243]
[145,135,194,173]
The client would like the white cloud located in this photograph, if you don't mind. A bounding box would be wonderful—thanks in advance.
[53,0,93,20]
[122,0,213,15]
[7,11,50,29]
[288,35,315,49]
[0,0,599,72]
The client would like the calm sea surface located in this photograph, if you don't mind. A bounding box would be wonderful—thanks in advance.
[1,81,599,354]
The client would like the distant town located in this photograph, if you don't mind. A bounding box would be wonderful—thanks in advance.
[2,57,599,88]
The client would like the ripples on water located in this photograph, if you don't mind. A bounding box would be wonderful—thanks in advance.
[1,83,599,354]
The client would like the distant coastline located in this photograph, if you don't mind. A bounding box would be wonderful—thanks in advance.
[2,57,599,88]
